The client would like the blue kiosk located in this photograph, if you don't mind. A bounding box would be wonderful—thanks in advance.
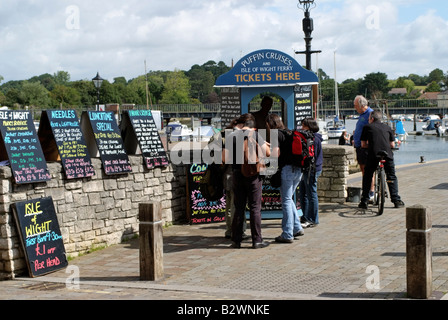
[215,49,319,218]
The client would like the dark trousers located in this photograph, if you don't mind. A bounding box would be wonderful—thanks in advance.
[362,157,401,203]
[232,170,263,244]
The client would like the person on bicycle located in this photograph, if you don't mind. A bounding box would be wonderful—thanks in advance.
[358,110,405,209]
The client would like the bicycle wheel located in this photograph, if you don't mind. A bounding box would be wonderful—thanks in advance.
[377,168,386,215]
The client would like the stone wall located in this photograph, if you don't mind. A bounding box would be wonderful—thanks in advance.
[318,145,356,204]
[0,156,187,279]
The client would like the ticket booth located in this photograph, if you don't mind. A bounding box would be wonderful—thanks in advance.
[215,48,319,218]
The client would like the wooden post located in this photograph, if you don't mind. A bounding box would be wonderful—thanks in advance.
[406,205,432,299]
[139,202,164,281]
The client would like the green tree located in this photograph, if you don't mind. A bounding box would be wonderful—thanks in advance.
[428,68,444,84]
[426,81,441,92]
[29,73,56,91]
[339,78,361,101]
[360,72,389,99]
[187,67,215,101]
[71,80,96,106]
[21,81,51,107]
[160,70,191,104]
[51,84,81,107]
[4,88,24,107]
[54,71,71,85]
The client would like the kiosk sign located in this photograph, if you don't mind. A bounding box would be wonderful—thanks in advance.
[216,49,319,87]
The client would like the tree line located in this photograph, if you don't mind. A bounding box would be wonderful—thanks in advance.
[1,62,446,109]
[0,61,230,109]
[319,68,447,102]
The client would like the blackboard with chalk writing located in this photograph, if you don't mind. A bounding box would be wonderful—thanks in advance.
[40,110,95,179]
[11,197,68,277]
[220,87,241,129]
[186,163,226,224]
[0,110,51,184]
[293,85,313,129]
[120,110,169,169]
[81,111,132,175]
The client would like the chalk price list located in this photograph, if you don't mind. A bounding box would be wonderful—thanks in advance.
[0,111,50,183]
[13,198,67,276]
[188,164,226,224]
[24,201,62,272]
[126,110,169,169]
[88,111,132,175]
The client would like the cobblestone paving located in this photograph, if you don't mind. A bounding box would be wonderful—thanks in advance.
[1,160,448,301]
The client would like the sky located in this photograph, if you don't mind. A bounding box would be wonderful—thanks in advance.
[1,0,448,84]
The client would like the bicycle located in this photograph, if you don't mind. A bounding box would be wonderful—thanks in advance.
[373,150,389,215]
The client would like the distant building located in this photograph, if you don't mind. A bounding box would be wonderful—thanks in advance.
[437,90,448,109]
[418,92,440,107]
[388,88,407,97]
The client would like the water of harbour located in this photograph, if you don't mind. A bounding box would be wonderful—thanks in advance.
[326,119,448,166]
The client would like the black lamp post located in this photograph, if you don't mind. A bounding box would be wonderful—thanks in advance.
[295,0,321,71]
[92,72,104,110]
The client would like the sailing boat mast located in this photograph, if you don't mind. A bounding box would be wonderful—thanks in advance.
[334,51,339,119]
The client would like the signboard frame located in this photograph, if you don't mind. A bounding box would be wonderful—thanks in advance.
[0,110,51,184]
[39,110,95,179]
[120,110,169,169]
[11,196,68,277]
[80,111,132,175]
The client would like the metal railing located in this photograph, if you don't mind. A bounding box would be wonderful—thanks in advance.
[16,98,448,120]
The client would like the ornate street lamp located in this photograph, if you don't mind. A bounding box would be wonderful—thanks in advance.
[295,0,321,71]
[92,72,104,110]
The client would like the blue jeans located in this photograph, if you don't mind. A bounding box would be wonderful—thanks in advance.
[300,170,322,224]
[280,165,303,239]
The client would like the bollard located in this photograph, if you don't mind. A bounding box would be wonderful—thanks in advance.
[139,202,164,281]
[406,205,432,299]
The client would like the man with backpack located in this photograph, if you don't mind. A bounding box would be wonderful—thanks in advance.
[266,114,315,243]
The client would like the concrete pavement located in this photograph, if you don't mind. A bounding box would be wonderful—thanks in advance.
[1,159,448,301]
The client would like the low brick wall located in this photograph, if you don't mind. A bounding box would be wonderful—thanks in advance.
[0,156,187,279]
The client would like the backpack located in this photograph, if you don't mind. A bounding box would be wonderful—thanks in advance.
[198,164,225,201]
[241,134,263,177]
[287,129,315,170]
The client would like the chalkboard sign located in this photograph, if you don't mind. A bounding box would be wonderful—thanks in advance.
[120,110,169,169]
[221,87,241,129]
[0,110,51,184]
[11,197,68,277]
[81,111,132,175]
[186,163,226,224]
[39,110,95,179]
[261,175,282,211]
[293,85,313,128]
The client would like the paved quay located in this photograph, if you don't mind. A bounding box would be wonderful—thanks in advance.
[1,159,448,301]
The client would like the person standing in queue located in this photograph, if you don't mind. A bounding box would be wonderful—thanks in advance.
[223,113,271,249]
[265,114,305,244]
[299,118,323,228]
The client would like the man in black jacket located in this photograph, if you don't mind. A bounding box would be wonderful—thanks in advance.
[359,110,405,209]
